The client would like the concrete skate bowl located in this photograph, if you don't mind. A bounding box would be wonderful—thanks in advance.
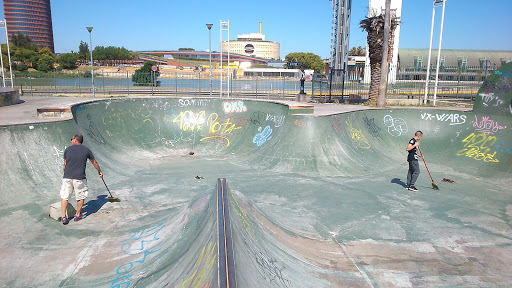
[0,96,511,287]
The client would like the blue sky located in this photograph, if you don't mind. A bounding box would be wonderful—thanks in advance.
[1,0,511,58]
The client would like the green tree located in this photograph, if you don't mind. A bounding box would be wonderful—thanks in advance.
[37,54,55,72]
[285,52,325,73]
[57,53,79,69]
[17,63,28,71]
[78,41,89,60]
[360,13,399,106]
[349,46,365,56]
[11,33,38,51]
[178,48,195,51]
[12,47,38,67]
[132,61,160,86]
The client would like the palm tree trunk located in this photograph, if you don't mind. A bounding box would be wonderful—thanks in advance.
[368,60,380,106]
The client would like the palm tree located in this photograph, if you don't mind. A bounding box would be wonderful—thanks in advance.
[360,14,399,106]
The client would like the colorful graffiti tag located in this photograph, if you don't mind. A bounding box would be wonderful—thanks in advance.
[110,223,165,288]
[346,118,370,149]
[200,113,248,146]
[456,132,500,163]
[472,115,507,135]
[253,126,273,147]
[223,101,247,114]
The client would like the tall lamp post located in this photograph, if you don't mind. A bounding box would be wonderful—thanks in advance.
[206,23,213,97]
[86,26,95,97]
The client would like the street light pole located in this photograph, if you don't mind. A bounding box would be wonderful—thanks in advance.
[206,23,213,97]
[86,26,95,97]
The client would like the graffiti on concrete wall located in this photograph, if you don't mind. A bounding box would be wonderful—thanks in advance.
[110,222,165,288]
[346,117,370,149]
[223,101,247,114]
[265,114,286,128]
[472,115,507,135]
[495,131,512,154]
[383,115,408,137]
[178,98,211,108]
[253,126,273,147]
[363,116,383,140]
[456,132,500,163]
[181,241,217,288]
[200,113,248,146]
[420,112,467,126]
[479,92,505,107]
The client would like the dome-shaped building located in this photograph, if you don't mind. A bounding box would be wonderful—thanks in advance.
[221,22,280,60]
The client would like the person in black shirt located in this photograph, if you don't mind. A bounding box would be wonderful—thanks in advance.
[59,134,103,225]
[405,131,423,191]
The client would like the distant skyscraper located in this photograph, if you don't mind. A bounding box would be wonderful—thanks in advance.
[3,0,55,52]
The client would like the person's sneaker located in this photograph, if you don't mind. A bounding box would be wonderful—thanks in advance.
[62,216,69,225]
[406,185,411,190]
[409,186,418,192]
[74,213,83,222]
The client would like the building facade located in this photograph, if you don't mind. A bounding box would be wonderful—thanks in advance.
[330,0,352,78]
[3,0,55,52]
[221,23,280,60]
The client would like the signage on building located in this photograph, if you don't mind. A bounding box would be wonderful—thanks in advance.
[244,44,254,54]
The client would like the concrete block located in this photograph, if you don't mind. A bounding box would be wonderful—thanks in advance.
[49,202,76,221]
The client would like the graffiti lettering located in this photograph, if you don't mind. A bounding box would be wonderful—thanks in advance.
[111,223,165,288]
[178,98,211,107]
[173,110,206,132]
[420,112,467,126]
[294,119,307,128]
[479,92,504,107]
[456,132,500,162]
[102,107,158,139]
[200,113,248,146]
[346,118,370,149]
[363,116,382,140]
[384,115,408,137]
[472,115,507,135]
[253,126,273,146]
[265,114,285,128]
[223,101,247,113]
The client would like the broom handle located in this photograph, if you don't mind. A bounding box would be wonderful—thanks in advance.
[102,178,114,198]
[418,147,434,182]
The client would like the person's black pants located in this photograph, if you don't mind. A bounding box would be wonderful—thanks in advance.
[407,160,420,186]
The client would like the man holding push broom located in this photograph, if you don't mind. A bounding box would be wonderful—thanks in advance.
[406,131,422,191]
[60,134,103,225]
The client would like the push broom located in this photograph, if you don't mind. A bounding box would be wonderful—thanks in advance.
[102,178,121,202]
[418,147,440,190]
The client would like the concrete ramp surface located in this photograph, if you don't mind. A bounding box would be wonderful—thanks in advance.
[0,96,511,287]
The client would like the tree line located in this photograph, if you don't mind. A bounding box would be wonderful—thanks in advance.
[0,33,137,72]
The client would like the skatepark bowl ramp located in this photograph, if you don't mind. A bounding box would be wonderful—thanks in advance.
[0,95,511,287]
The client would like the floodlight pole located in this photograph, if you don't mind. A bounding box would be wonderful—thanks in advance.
[433,0,446,106]
[423,0,446,105]
[423,2,436,104]
[206,24,213,97]
[86,26,95,97]
[220,20,230,98]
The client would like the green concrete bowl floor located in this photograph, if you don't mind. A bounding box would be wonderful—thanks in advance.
[0,97,511,287]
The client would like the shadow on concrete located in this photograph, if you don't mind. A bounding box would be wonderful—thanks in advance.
[391,178,407,188]
[83,195,108,216]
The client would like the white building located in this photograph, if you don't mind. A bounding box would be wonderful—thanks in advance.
[221,22,280,60]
